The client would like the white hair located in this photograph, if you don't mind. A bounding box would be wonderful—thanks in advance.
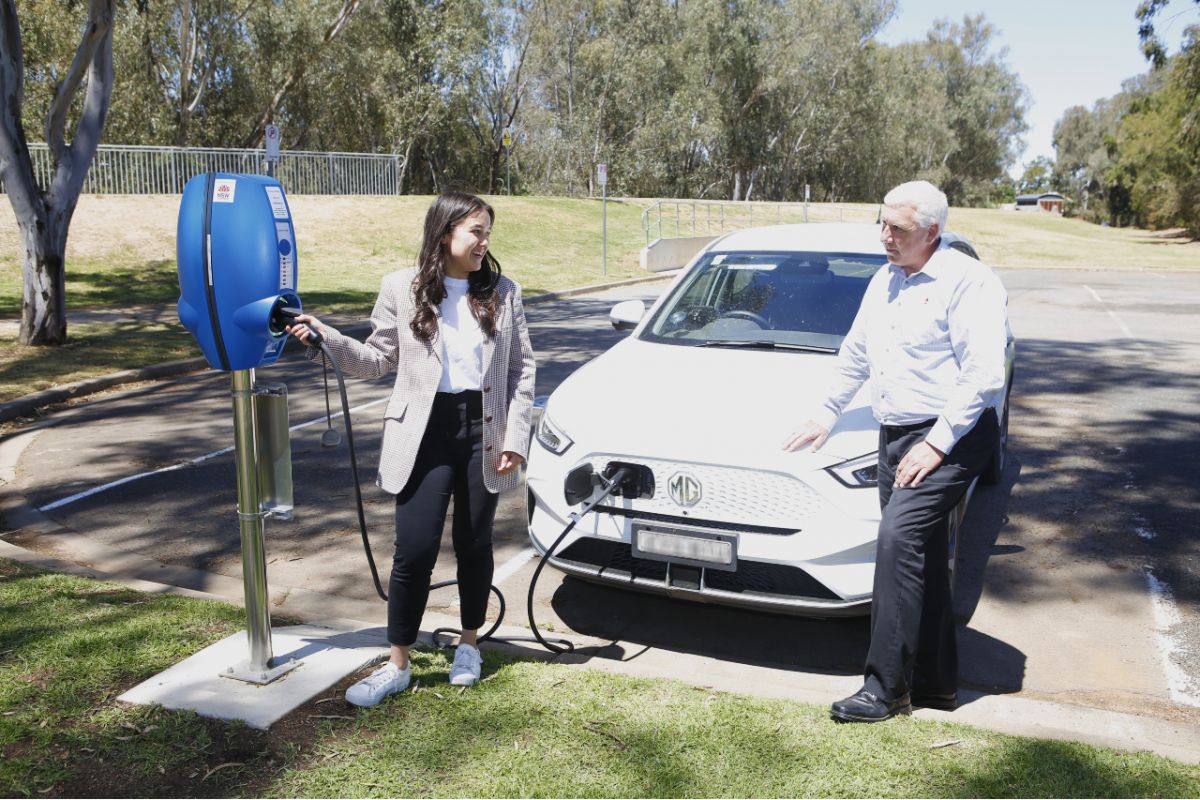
[884,180,948,232]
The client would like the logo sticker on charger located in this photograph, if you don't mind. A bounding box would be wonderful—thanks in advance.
[212,179,237,203]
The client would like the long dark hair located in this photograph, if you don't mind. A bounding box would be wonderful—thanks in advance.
[411,192,502,345]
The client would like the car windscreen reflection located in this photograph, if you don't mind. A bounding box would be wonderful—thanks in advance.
[640,250,886,352]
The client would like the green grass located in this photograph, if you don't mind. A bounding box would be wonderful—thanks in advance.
[2,558,1198,798]
[1,194,1197,405]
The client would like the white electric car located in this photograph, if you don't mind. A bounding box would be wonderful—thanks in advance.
[526,223,1014,617]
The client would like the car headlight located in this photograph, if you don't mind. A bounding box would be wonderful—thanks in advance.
[535,411,573,455]
[826,452,878,488]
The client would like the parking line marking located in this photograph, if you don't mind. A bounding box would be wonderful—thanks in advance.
[492,547,536,587]
[1084,284,1137,340]
[1144,567,1200,708]
[36,397,388,513]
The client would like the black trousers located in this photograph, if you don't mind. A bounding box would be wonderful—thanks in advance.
[387,390,498,647]
[862,408,998,702]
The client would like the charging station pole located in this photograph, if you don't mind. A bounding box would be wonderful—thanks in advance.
[231,369,274,675]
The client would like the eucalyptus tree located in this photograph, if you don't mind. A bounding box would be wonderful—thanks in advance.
[913,15,1028,206]
[0,0,115,346]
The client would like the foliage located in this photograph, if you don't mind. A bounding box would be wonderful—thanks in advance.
[1017,156,1055,195]
[1051,1,1200,233]
[10,0,1031,205]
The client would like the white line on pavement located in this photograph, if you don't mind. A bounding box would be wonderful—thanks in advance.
[492,547,536,587]
[1144,566,1200,708]
[1084,284,1137,340]
[36,396,388,513]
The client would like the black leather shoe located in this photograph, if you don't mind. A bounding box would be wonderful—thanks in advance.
[830,689,912,723]
[911,691,958,711]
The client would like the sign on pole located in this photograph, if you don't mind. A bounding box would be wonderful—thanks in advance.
[264,124,280,178]
[265,124,281,160]
[503,129,512,195]
[597,162,608,187]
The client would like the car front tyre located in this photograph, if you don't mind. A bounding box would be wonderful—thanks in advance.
[979,389,1010,486]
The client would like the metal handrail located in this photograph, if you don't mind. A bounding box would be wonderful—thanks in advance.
[640,198,875,245]
[2,143,407,196]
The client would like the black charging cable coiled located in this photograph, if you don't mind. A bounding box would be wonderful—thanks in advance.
[306,330,624,656]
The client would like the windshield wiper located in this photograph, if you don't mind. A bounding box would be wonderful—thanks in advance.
[697,339,836,353]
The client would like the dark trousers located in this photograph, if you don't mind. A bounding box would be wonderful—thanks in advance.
[387,390,498,647]
[862,408,998,702]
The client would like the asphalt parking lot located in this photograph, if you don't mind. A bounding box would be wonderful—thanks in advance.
[2,265,1199,749]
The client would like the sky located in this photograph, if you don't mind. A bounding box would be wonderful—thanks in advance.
[876,0,1196,178]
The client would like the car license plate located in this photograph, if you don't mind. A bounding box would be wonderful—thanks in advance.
[632,523,737,572]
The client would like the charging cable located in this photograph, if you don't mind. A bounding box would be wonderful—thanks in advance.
[281,310,622,656]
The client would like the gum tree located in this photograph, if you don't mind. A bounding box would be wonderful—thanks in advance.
[0,0,115,346]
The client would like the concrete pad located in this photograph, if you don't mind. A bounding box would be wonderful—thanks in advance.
[117,623,388,730]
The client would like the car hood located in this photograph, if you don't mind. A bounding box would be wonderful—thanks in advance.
[544,336,880,470]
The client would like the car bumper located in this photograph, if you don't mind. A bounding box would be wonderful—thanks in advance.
[527,477,878,618]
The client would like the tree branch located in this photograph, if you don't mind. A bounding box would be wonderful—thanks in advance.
[49,0,114,208]
[243,0,361,147]
[0,0,41,221]
[44,0,112,165]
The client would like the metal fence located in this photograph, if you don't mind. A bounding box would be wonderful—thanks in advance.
[641,199,879,244]
[3,143,407,195]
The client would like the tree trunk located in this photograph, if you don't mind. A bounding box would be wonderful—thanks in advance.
[0,0,114,345]
[17,200,71,345]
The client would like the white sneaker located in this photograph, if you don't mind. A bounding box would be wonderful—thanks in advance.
[449,644,483,687]
[345,662,410,707]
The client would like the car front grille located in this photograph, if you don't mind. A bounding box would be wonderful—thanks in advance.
[593,506,799,536]
[585,456,822,526]
[557,537,839,601]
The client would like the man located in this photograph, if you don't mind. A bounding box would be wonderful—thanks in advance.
[782,180,1008,722]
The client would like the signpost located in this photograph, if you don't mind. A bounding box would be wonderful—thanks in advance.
[597,163,608,276]
[264,123,281,179]
[503,129,512,195]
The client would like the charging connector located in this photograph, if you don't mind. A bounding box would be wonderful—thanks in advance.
[272,303,323,345]
[602,461,655,499]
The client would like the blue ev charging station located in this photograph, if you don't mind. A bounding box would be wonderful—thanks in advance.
[177,172,304,684]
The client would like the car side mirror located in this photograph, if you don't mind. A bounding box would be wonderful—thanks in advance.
[610,299,646,331]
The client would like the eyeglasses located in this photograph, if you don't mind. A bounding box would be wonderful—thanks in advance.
[879,220,919,235]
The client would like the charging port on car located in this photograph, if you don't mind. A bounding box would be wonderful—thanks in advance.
[602,462,655,499]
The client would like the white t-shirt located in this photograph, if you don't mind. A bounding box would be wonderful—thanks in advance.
[437,277,485,392]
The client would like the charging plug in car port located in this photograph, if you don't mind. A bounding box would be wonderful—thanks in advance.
[562,461,655,506]
[603,462,654,499]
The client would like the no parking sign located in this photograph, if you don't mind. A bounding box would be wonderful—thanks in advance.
[265,124,280,161]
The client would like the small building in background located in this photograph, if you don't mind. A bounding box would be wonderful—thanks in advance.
[1014,192,1066,214]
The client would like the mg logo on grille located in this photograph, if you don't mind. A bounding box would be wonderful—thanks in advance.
[668,472,702,507]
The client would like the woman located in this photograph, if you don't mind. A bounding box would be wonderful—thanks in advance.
[288,192,536,707]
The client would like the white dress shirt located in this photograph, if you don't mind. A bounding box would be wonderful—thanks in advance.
[437,277,485,392]
[815,240,1009,454]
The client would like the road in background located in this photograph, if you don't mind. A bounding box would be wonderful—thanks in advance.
[3,269,1198,725]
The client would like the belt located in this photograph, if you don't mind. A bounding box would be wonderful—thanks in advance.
[881,417,937,434]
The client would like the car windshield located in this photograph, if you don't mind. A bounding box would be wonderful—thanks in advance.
[639,250,886,351]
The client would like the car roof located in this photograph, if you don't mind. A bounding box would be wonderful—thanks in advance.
[705,223,884,255]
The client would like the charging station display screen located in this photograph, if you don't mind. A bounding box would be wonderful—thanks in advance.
[177,173,301,371]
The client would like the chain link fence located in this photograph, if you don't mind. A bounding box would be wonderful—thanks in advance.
[3,143,407,195]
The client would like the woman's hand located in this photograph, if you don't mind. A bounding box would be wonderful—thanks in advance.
[496,451,525,475]
[285,313,332,345]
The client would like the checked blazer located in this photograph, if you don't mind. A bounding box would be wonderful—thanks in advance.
[315,267,536,495]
